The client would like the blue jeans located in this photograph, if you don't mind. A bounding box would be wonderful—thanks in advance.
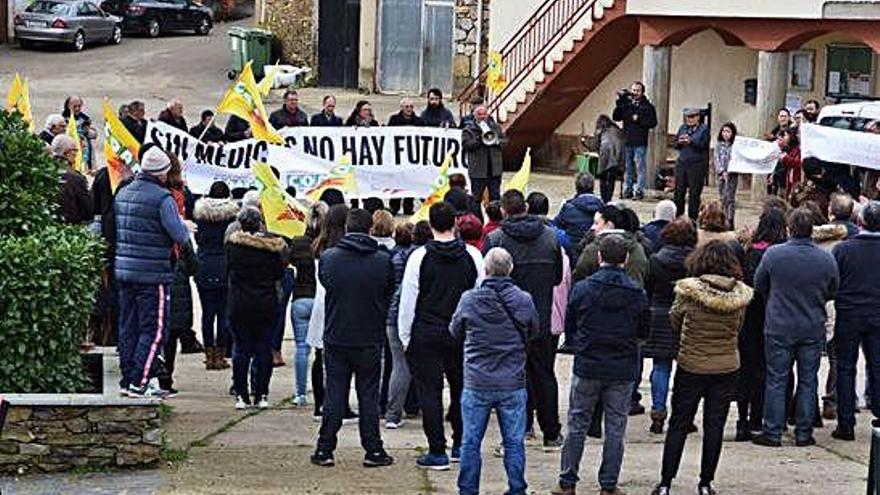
[835,312,880,430]
[560,375,632,491]
[459,388,527,495]
[290,298,313,397]
[651,358,673,412]
[197,286,228,349]
[623,145,647,196]
[272,268,295,352]
[762,333,824,442]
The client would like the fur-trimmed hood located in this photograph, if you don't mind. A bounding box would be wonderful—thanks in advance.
[675,275,753,313]
[194,197,240,223]
[228,230,287,253]
[812,223,848,244]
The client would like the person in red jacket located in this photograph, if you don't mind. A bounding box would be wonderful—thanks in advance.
[777,128,802,197]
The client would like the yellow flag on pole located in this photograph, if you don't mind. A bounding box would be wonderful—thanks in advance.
[67,115,85,174]
[503,147,531,194]
[217,61,284,144]
[252,161,308,238]
[306,154,359,202]
[6,73,34,132]
[486,51,508,95]
[410,154,453,223]
[102,99,140,193]
[257,62,280,97]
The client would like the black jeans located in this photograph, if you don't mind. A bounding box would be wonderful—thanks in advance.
[526,334,562,441]
[388,198,415,215]
[737,323,765,430]
[407,332,464,455]
[674,161,705,220]
[836,312,880,430]
[317,343,383,454]
[158,327,183,390]
[470,176,502,202]
[660,369,737,488]
[232,345,273,398]
[312,348,325,416]
[380,334,393,415]
[598,169,617,204]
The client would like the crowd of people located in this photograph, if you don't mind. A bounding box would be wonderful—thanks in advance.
[36,85,880,495]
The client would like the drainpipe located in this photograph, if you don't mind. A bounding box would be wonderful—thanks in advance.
[473,0,483,79]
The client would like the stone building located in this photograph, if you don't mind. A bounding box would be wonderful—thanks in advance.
[257,0,490,96]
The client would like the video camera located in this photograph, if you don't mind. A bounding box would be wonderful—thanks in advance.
[616,89,634,107]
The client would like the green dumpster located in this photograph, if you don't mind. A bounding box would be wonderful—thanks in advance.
[227,26,248,80]
[573,152,599,176]
[227,27,273,80]
[244,28,273,79]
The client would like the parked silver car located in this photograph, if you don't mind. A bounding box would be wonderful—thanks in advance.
[14,0,123,52]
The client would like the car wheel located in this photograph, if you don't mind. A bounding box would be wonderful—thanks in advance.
[110,25,123,44]
[72,31,85,51]
[195,17,211,36]
[147,19,161,38]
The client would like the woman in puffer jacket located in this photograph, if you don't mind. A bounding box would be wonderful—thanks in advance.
[643,218,697,434]
[194,181,240,370]
[651,240,753,495]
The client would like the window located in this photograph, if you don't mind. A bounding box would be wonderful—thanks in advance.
[26,1,72,15]
[788,50,814,91]
[826,45,875,97]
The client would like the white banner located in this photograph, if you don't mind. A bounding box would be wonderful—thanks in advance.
[145,122,465,196]
[727,136,784,175]
[801,123,880,171]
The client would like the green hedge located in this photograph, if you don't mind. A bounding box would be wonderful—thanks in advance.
[0,110,104,393]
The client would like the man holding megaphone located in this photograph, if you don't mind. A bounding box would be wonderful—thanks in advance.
[462,105,508,202]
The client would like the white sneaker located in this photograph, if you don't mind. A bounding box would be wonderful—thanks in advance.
[235,396,248,410]
[292,395,308,407]
[385,419,405,429]
[257,396,269,409]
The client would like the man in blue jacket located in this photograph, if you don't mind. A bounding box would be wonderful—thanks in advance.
[832,201,880,441]
[312,209,395,468]
[753,207,839,448]
[673,108,710,220]
[114,145,192,398]
[450,247,540,495]
[553,172,604,261]
[553,234,648,495]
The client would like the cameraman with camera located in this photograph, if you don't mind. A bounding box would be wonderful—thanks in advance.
[612,82,658,200]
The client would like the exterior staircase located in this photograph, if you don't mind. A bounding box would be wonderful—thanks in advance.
[458,0,638,161]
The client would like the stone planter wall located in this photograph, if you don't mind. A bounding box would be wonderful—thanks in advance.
[0,397,162,474]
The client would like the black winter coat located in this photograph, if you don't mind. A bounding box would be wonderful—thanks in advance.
[483,215,563,335]
[289,234,317,301]
[643,245,691,358]
[194,198,239,290]
[226,231,288,351]
[170,249,198,330]
[566,267,649,381]
[612,96,657,147]
[462,118,507,180]
[319,233,395,347]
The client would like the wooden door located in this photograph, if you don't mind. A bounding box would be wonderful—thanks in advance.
[318,0,361,88]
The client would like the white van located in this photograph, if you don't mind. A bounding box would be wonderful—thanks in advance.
[817,101,880,131]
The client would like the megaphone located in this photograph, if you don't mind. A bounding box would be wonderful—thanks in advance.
[479,121,499,146]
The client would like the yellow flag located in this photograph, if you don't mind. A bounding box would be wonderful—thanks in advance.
[67,115,85,174]
[252,161,308,238]
[410,154,453,223]
[257,62,280,97]
[102,99,140,193]
[486,51,508,95]
[217,61,284,144]
[306,154,359,202]
[503,147,531,194]
[6,73,34,132]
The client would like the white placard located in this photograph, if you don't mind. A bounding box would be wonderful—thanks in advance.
[727,136,784,175]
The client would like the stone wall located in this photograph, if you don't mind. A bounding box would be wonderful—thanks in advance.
[263,0,316,68]
[0,404,162,474]
[453,0,491,95]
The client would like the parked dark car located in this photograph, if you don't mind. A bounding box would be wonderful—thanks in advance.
[100,0,212,38]
[14,0,122,51]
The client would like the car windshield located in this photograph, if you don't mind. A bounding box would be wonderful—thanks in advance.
[819,116,873,132]
[26,1,73,14]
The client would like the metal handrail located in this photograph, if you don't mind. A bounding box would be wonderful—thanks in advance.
[457,0,599,119]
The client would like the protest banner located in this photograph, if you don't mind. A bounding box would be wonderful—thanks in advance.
[801,123,880,171]
[727,136,784,174]
[145,121,466,196]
